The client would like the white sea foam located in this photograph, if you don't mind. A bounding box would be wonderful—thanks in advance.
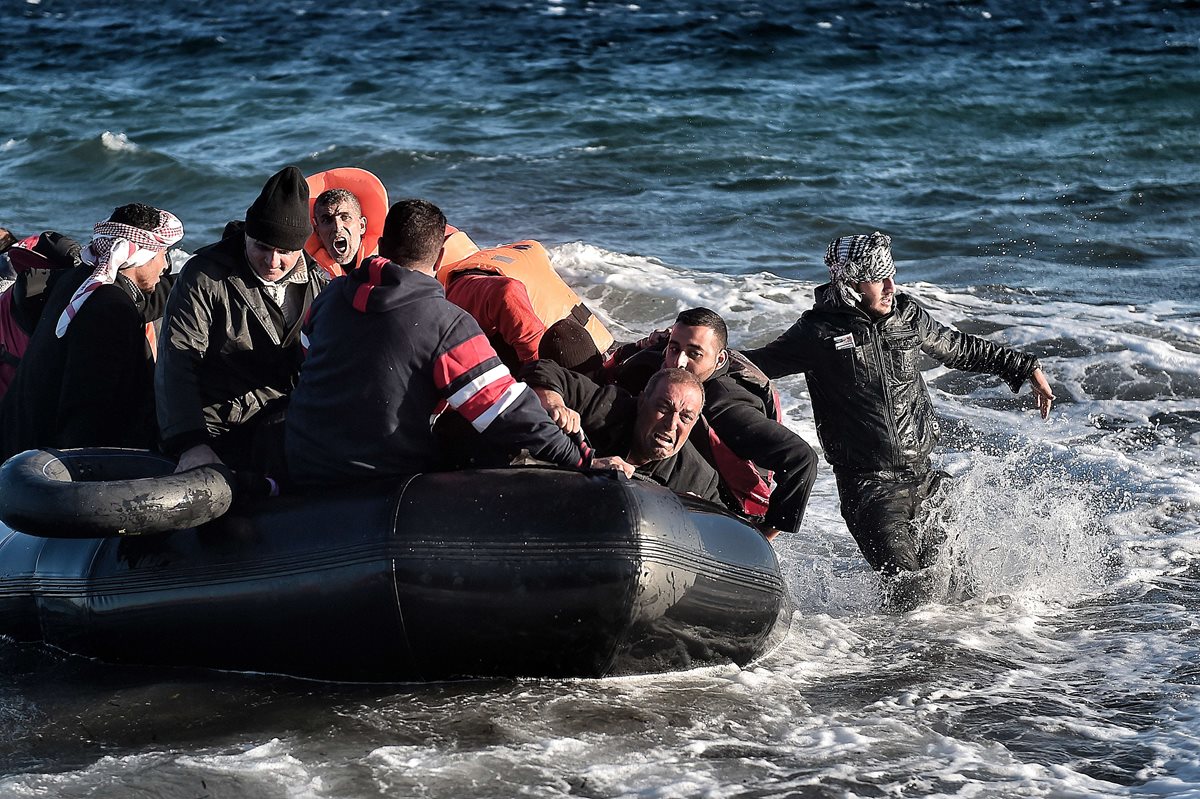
[99,131,137,152]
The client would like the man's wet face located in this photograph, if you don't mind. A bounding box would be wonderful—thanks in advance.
[632,376,704,463]
[314,199,366,267]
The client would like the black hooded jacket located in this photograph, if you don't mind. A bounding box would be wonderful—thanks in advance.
[742,285,1040,474]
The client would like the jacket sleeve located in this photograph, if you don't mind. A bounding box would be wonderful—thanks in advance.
[155,265,216,454]
[741,320,816,380]
[706,389,818,533]
[434,313,583,468]
[911,302,1040,392]
[521,358,613,413]
[448,276,546,366]
[520,359,637,452]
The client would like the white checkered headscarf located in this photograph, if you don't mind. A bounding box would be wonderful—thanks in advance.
[55,210,184,337]
[824,232,895,308]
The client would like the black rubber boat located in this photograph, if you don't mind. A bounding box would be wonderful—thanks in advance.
[0,451,787,682]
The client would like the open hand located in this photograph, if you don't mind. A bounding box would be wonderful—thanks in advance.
[1029,368,1055,419]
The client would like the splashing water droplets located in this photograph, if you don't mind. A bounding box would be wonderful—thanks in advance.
[924,449,1113,607]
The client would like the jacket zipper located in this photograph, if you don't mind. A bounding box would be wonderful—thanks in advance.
[870,323,900,469]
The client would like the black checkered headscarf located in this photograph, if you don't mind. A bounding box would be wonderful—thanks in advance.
[823,232,895,308]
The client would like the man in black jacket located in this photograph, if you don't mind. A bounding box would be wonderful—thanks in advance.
[523,359,722,505]
[157,166,327,472]
[743,232,1054,600]
[0,204,182,458]
[606,308,819,540]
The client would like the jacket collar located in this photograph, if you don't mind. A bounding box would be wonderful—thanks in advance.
[227,246,318,346]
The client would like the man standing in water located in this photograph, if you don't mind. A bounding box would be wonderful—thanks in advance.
[743,232,1054,607]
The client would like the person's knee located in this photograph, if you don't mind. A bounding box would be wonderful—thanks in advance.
[876,531,924,574]
[797,439,819,479]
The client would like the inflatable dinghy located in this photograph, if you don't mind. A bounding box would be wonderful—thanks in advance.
[0,453,786,682]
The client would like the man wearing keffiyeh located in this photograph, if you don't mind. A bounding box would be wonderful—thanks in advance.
[0,204,181,459]
[742,232,1054,610]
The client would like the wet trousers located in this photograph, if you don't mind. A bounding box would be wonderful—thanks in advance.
[834,465,948,575]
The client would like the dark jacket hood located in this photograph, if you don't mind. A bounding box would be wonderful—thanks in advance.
[341,255,444,313]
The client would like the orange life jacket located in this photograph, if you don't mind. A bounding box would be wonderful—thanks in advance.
[437,240,613,354]
[438,225,480,271]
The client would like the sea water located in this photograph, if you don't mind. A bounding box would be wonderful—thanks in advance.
[1,0,1198,797]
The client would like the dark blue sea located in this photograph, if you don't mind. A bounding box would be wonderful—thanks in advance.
[2,1,1199,797]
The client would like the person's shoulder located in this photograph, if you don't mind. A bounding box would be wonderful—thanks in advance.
[706,368,765,411]
[893,292,926,313]
[422,281,482,333]
[892,292,938,325]
[176,238,240,285]
[794,304,835,333]
[72,283,142,329]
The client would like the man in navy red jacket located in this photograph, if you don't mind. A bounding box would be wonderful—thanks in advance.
[284,199,627,485]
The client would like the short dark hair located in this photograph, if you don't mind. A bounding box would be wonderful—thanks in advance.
[109,203,163,231]
[378,199,446,268]
[674,307,727,350]
[314,188,361,215]
[644,366,704,404]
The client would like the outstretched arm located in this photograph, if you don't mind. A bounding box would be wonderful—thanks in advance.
[740,320,815,380]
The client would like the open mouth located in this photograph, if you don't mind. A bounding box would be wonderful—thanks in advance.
[332,235,350,256]
[653,432,674,448]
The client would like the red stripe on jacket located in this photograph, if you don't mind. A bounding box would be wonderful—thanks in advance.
[432,334,497,391]
[352,283,373,312]
[455,373,516,423]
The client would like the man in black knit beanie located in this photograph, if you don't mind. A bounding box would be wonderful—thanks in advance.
[157,166,328,472]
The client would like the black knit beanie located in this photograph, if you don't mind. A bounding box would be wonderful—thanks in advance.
[245,166,311,252]
[540,317,603,376]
